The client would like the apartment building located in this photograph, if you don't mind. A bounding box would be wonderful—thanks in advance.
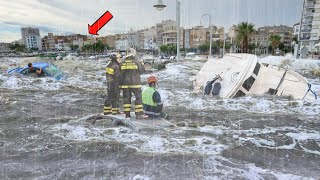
[0,43,11,52]
[42,33,87,51]
[144,27,157,50]
[21,27,42,50]
[127,29,139,49]
[156,23,164,47]
[188,26,209,49]
[299,0,320,57]
[162,20,183,48]
[116,38,128,51]
[293,23,301,38]
[105,35,116,48]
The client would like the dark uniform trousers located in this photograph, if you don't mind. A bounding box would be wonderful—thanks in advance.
[104,83,120,115]
[104,61,121,115]
[122,88,143,116]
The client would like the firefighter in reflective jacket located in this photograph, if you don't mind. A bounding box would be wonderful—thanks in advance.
[142,75,169,119]
[120,49,145,119]
[104,53,121,115]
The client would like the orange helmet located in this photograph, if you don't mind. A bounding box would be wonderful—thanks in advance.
[147,75,158,84]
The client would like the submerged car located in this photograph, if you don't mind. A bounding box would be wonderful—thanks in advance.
[7,62,65,80]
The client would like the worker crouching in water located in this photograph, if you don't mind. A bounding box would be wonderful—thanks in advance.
[142,75,170,120]
[104,53,121,115]
[120,48,145,119]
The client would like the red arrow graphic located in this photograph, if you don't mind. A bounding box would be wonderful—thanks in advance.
[88,11,113,35]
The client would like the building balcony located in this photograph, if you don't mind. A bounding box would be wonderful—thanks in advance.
[304,12,314,17]
[301,28,312,32]
[305,3,315,9]
[300,36,311,40]
[302,20,313,25]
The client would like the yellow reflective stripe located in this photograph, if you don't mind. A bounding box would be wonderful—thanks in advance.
[124,104,131,108]
[124,108,131,112]
[104,110,111,113]
[135,105,143,108]
[106,68,114,75]
[120,85,142,89]
[121,65,138,70]
[135,109,143,113]
[104,106,112,110]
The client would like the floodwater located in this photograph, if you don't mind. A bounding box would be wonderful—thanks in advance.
[0,56,319,179]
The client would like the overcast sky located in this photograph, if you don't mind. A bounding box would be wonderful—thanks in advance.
[0,0,303,43]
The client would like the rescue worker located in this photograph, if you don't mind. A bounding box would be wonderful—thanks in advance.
[120,48,145,119]
[142,75,169,119]
[104,53,122,115]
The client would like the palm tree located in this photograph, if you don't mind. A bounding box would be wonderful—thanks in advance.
[269,34,281,55]
[235,22,255,53]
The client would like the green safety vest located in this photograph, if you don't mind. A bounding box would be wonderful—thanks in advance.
[142,86,157,107]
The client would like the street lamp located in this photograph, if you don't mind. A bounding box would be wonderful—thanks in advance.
[199,14,212,58]
[215,27,226,57]
[154,0,166,11]
[154,0,181,61]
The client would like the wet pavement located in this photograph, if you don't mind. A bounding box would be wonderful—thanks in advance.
[0,56,320,179]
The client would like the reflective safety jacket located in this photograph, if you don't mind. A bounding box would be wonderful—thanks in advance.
[120,56,144,89]
[106,60,121,88]
[142,86,163,117]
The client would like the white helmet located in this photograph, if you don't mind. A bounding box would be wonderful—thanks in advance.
[125,48,136,59]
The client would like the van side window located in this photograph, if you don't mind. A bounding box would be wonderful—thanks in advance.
[253,63,261,75]
[242,76,256,91]
[234,90,246,98]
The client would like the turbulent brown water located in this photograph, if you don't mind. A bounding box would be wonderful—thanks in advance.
[0,56,320,179]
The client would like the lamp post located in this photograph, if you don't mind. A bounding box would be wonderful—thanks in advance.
[222,31,226,57]
[200,14,212,58]
[216,27,226,57]
[154,0,181,61]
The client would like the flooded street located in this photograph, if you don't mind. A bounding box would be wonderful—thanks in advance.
[1,57,320,179]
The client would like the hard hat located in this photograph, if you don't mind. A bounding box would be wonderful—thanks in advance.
[125,48,136,59]
[110,54,117,61]
[147,75,158,84]
[110,53,121,61]
[115,53,121,58]
[127,48,136,55]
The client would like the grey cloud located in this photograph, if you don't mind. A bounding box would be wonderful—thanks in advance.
[0,0,303,42]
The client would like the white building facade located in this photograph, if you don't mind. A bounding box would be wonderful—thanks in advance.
[144,27,157,50]
[299,0,320,57]
[293,23,301,38]
[116,39,128,51]
[21,27,42,50]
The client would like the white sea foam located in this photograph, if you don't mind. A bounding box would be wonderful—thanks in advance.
[203,156,312,180]
[132,174,151,180]
[286,132,320,141]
